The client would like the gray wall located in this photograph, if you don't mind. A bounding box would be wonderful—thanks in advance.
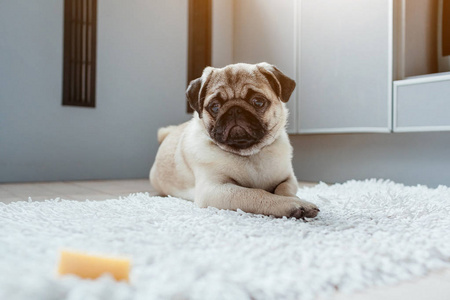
[0,0,190,183]
[232,0,297,133]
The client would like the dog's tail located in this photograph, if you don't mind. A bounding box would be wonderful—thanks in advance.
[157,126,176,144]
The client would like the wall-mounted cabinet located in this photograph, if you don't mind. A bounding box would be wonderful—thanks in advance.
[298,0,392,133]
[231,0,298,133]
[230,0,450,134]
[394,73,450,132]
[393,0,450,132]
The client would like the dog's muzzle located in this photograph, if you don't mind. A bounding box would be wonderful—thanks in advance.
[214,106,265,149]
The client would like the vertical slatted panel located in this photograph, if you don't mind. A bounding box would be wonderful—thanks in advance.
[84,0,89,104]
[69,0,79,105]
[90,0,97,106]
[63,0,97,107]
[62,0,71,104]
[72,0,78,105]
[71,0,76,103]
[78,0,82,104]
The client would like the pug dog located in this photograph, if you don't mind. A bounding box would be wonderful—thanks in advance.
[149,62,319,219]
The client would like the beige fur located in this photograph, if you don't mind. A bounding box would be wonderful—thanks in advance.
[157,126,177,144]
[150,63,319,219]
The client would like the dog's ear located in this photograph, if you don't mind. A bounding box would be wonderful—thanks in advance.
[257,63,296,103]
[186,68,213,118]
[186,78,203,115]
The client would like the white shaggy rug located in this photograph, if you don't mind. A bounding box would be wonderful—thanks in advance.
[1,179,450,300]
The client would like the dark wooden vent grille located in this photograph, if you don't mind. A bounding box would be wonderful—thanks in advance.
[62,0,97,107]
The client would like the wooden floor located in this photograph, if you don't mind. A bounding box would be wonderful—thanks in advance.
[0,179,157,204]
[0,179,449,299]
[0,179,318,204]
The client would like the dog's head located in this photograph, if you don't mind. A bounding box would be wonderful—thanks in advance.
[186,62,296,156]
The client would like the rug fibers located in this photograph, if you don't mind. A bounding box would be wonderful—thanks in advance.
[1,179,450,300]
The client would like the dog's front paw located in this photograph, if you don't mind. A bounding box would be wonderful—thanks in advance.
[287,199,320,219]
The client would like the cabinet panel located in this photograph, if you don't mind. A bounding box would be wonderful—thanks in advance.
[233,0,297,133]
[394,73,450,131]
[298,0,392,133]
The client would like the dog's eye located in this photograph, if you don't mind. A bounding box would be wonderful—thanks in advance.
[252,98,266,108]
[209,102,221,114]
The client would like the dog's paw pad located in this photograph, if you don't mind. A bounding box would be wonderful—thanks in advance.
[289,206,319,219]
[288,207,305,219]
[304,207,320,218]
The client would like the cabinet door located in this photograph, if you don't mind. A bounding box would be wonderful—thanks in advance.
[233,0,297,133]
[298,0,393,133]
[394,74,450,132]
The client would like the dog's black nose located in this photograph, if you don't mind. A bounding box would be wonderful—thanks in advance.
[227,106,243,118]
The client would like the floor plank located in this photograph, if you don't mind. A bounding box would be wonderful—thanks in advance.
[0,179,316,203]
[0,179,155,203]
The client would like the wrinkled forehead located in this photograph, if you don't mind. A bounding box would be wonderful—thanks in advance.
[205,66,272,101]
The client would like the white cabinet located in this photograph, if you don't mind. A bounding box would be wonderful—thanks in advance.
[231,0,450,134]
[394,73,450,132]
[232,0,297,133]
[232,0,393,134]
[392,0,450,132]
[297,0,393,133]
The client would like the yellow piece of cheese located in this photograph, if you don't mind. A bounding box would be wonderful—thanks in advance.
[58,250,130,282]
